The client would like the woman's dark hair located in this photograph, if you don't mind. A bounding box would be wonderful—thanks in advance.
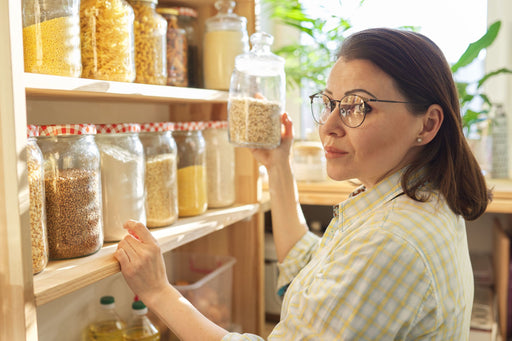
[338,28,491,221]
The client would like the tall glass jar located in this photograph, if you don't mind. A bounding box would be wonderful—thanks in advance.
[22,0,81,77]
[95,123,146,242]
[129,0,168,85]
[228,32,285,149]
[174,6,200,88]
[172,122,207,217]
[80,0,136,82]
[139,122,178,227]
[37,124,103,259]
[203,121,235,208]
[203,0,249,90]
[26,125,48,274]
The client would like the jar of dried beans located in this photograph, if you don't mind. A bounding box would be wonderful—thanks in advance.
[80,0,136,82]
[129,0,168,85]
[22,0,82,77]
[173,6,200,87]
[138,122,178,227]
[37,124,103,259]
[172,122,207,217]
[26,125,48,274]
[95,123,146,241]
[202,121,235,208]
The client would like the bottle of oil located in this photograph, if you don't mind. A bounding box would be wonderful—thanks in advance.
[123,300,160,341]
[86,296,126,340]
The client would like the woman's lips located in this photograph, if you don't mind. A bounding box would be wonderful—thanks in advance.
[324,146,348,159]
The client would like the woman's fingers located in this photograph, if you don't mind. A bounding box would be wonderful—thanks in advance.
[123,219,158,244]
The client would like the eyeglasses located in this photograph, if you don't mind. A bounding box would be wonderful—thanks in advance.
[309,92,414,128]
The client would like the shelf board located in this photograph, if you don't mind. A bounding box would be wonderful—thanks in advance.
[33,203,259,306]
[24,73,229,103]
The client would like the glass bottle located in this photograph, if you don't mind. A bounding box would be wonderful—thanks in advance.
[123,300,160,341]
[228,32,285,149]
[203,0,249,90]
[86,296,126,341]
[22,0,82,77]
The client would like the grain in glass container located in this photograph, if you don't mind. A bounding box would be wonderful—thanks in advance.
[292,141,326,182]
[22,0,81,77]
[80,0,136,82]
[139,122,178,227]
[172,122,207,217]
[95,123,146,242]
[202,121,235,208]
[37,124,103,260]
[26,125,48,274]
[228,32,285,149]
[129,0,168,85]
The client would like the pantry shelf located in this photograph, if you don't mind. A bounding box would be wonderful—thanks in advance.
[32,203,260,307]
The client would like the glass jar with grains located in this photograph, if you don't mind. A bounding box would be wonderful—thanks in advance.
[129,0,168,85]
[37,124,103,260]
[172,122,207,217]
[26,125,48,274]
[173,6,200,88]
[95,123,146,242]
[80,0,136,82]
[202,121,235,208]
[139,122,178,228]
[22,0,82,77]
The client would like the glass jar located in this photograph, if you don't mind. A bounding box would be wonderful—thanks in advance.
[95,123,146,242]
[203,0,249,90]
[228,32,285,149]
[26,125,48,274]
[80,0,136,82]
[129,0,168,85]
[172,122,207,217]
[22,0,81,77]
[139,122,178,227]
[203,121,235,208]
[37,124,103,260]
[173,6,200,88]
[292,141,326,182]
[157,8,188,87]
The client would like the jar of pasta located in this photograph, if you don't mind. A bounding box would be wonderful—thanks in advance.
[202,121,235,208]
[172,122,207,217]
[22,0,82,77]
[95,123,146,241]
[139,122,178,227]
[129,0,168,85]
[37,124,103,260]
[80,0,136,82]
[26,125,48,274]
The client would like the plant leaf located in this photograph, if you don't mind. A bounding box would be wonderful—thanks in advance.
[477,68,512,88]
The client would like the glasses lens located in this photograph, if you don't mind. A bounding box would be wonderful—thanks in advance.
[311,94,332,124]
[339,95,366,127]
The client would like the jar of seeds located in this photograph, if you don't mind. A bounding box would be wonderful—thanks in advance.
[37,124,103,259]
[26,125,48,274]
[139,122,178,228]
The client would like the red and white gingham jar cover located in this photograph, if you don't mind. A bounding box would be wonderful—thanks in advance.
[173,121,206,131]
[95,123,141,134]
[203,120,228,129]
[27,125,39,138]
[172,6,197,18]
[39,124,97,136]
[140,122,175,132]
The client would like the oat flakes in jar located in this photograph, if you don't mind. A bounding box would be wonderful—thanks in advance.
[202,121,235,208]
[95,123,146,242]
[26,125,48,274]
[172,122,207,217]
[37,124,103,259]
[139,122,178,227]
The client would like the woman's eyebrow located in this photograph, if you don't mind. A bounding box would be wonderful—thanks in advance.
[345,88,377,98]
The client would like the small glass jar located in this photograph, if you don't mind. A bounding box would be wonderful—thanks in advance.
[80,0,136,82]
[173,6,200,88]
[157,8,188,87]
[172,122,207,217]
[95,123,146,242]
[292,141,326,182]
[129,0,168,85]
[26,125,48,274]
[22,0,82,77]
[37,124,103,260]
[139,122,178,227]
[202,121,235,208]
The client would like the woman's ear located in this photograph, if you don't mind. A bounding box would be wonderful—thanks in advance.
[417,104,443,144]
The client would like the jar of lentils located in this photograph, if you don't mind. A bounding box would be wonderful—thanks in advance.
[139,122,178,227]
[37,124,103,259]
[26,125,48,274]
[172,122,207,217]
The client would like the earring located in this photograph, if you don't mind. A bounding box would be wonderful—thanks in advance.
[416,137,423,143]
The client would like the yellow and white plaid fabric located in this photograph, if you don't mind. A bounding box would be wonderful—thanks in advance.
[223,170,473,340]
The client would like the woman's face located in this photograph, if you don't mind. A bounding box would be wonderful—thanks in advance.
[319,58,424,188]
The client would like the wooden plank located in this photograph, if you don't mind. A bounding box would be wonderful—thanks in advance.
[493,219,510,340]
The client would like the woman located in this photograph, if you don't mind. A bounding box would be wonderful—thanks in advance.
[115,28,491,340]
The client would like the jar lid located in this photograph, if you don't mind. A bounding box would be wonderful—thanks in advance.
[204,120,228,129]
[96,123,141,134]
[157,7,179,16]
[293,141,323,155]
[39,124,97,136]
[27,124,39,138]
[172,6,198,18]
[140,122,175,132]
[174,121,206,131]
